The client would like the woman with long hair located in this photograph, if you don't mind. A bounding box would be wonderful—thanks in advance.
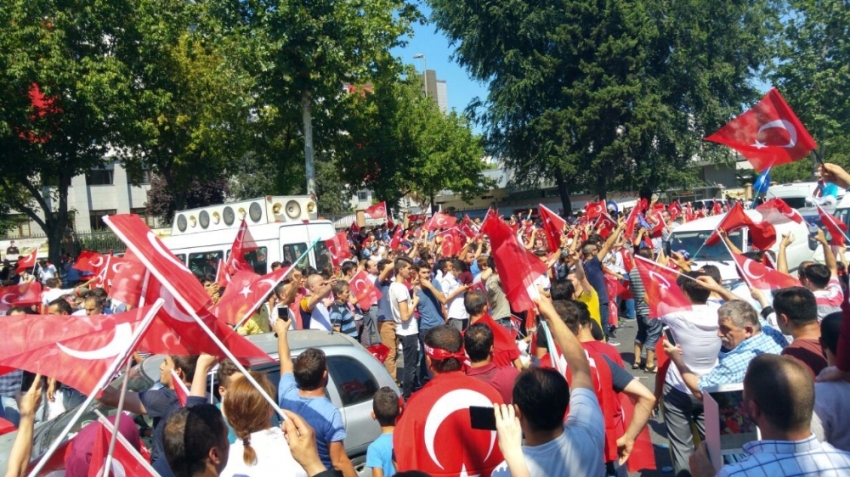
[220,372,307,477]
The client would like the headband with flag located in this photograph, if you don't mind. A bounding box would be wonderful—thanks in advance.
[423,344,466,362]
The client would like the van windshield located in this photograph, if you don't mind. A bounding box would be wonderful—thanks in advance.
[667,230,744,261]
[780,197,808,209]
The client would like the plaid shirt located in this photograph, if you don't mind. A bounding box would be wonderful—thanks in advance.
[718,435,850,476]
[699,325,787,390]
[0,369,22,397]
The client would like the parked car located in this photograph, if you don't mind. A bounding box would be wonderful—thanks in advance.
[0,330,398,477]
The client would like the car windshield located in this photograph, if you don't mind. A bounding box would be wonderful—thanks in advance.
[667,229,744,261]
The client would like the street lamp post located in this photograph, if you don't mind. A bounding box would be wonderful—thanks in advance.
[413,53,427,98]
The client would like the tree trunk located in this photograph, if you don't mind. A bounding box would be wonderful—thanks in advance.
[45,172,71,265]
[302,90,316,196]
[430,194,436,214]
[554,170,572,217]
[596,172,607,201]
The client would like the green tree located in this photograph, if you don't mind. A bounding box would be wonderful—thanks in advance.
[337,69,491,210]
[428,0,778,213]
[0,0,138,262]
[769,0,850,173]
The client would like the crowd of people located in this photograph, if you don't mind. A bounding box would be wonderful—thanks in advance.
[2,164,850,477]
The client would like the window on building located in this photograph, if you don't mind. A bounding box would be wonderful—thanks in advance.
[89,209,116,231]
[86,169,113,186]
[357,191,369,202]
[140,170,153,185]
[6,215,31,237]
[131,208,156,227]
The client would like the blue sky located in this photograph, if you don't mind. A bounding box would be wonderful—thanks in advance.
[391,6,488,125]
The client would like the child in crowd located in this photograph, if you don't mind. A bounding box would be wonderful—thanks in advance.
[366,387,400,477]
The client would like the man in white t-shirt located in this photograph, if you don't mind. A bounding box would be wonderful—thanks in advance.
[390,256,420,399]
[659,272,725,477]
[507,296,604,476]
[439,258,469,331]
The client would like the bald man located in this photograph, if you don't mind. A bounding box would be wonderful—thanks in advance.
[298,274,335,330]
[690,354,850,476]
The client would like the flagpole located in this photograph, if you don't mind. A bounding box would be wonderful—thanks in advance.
[232,238,320,331]
[691,206,735,260]
[633,255,700,283]
[102,356,135,477]
[26,300,164,477]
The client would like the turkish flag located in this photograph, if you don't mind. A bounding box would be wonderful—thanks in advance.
[585,200,606,220]
[87,418,157,477]
[437,229,463,257]
[395,372,505,476]
[220,219,260,285]
[481,212,548,313]
[706,202,776,250]
[389,226,404,251]
[817,204,848,246]
[324,231,353,267]
[706,88,817,171]
[365,201,388,220]
[538,204,566,251]
[109,250,147,307]
[215,258,231,287]
[0,307,159,396]
[73,251,107,274]
[633,256,692,318]
[597,213,618,239]
[669,201,682,221]
[685,203,696,221]
[171,370,189,407]
[93,253,122,293]
[212,268,288,327]
[756,198,803,225]
[459,215,477,239]
[711,201,722,216]
[426,212,458,231]
[649,211,666,239]
[732,252,800,291]
[0,281,41,312]
[474,314,520,368]
[142,279,273,366]
[624,204,641,239]
[15,249,38,273]
[349,270,382,310]
[349,221,361,234]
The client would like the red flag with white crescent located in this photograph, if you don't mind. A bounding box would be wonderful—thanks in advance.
[0,281,41,313]
[426,212,458,231]
[756,198,803,225]
[395,372,505,476]
[349,270,382,310]
[389,226,404,251]
[15,249,38,273]
[817,204,848,246]
[585,200,605,220]
[365,201,388,220]
[212,268,289,326]
[668,201,682,221]
[731,252,800,291]
[633,256,692,318]
[437,229,463,257]
[324,231,353,267]
[624,203,641,239]
[705,202,776,250]
[108,250,147,308]
[538,204,566,251]
[73,251,107,274]
[220,218,259,285]
[87,418,157,477]
[459,215,477,239]
[706,88,817,171]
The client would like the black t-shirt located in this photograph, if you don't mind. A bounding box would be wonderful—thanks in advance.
[602,355,634,393]
[140,387,206,462]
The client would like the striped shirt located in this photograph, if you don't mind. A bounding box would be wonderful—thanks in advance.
[814,278,843,321]
[628,267,650,317]
[718,435,850,476]
[329,302,358,338]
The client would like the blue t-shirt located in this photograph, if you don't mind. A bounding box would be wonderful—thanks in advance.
[366,432,395,477]
[278,372,346,469]
[377,280,394,322]
[416,282,444,332]
[470,260,481,277]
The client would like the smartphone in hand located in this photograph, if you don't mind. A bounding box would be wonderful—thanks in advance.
[469,406,497,431]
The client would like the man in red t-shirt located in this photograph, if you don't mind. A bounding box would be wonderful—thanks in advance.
[464,289,522,369]
[464,323,520,403]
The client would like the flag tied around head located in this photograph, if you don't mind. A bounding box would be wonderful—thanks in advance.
[365,201,388,220]
[756,198,803,225]
[0,281,42,313]
[731,251,800,292]
[324,231,353,267]
[349,270,382,309]
[633,256,692,318]
[212,267,290,327]
[219,218,259,286]
[481,210,548,313]
[394,372,504,476]
[816,204,849,246]
[706,88,817,172]
[705,202,776,250]
[15,249,38,273]
[105,214,273,366]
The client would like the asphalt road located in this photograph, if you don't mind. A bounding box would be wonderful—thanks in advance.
[611,317,675,476]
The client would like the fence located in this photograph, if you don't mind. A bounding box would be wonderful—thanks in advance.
[0,230,127,256]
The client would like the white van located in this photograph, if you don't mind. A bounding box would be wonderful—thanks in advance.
[161,196,338,277]
[799,194,850,264]
[665,209,816,283]
[765,182,846,210]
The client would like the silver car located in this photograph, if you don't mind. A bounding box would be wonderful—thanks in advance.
[0,330,399,477]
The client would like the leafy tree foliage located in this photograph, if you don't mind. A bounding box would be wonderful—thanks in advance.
[146,175,231,224]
